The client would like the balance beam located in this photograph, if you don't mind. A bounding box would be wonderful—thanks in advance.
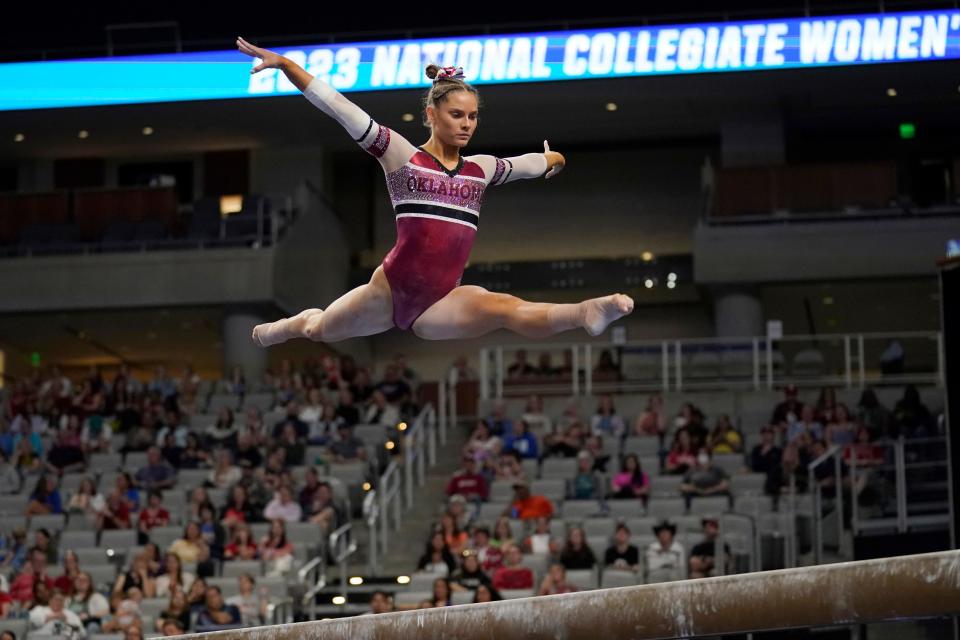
[192,550,960,640]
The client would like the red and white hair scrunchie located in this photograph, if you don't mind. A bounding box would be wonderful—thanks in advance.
[434,66,465,82]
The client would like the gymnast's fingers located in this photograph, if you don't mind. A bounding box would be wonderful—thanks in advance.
[543,139,551,152]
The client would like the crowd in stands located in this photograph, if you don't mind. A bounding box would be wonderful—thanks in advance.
[383,376,941,612]
[0,354,421,636]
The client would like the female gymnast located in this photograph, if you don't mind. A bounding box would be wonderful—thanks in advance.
[236,37,634,346]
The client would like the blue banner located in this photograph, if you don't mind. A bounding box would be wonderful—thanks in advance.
[1,10,958,111]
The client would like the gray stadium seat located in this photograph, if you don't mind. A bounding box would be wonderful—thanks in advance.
[582,518,616,538]
[101,529,138,551]
[139,598,169,621]
[149,525,183,550]
[60,529,97,550]
[89,453,123,471]
[646,498,686,519]
[586,535,608,559]
[530,479,565,504]
[489,480,515,503]
[0,619,28,639]
[207,394,241,413]
[86,564,118,590]
[561,500,604,520]
[0,496,27,517]
[406,573,439,593]
[451,590,474,605]
[731,473,767,495]
[601,569,638,588]
[648,475,684,497]
[477,502,508,524]
[565,568,598,590]
[394,590,430,607]
[500,588,535,600]
[124,451,149,470]
[222,559,263,578]
[540,458,577,479]
[605,500,643,519]
[791,349,825,377]
[175,469,209,490]
[622,437,660,457]
[74,547,110,565]
[29,513,66,533]
[242,393,275,412]
[688,495,731,515]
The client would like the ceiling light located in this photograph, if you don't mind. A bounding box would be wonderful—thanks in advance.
[397,576,411,585]
[78,130,89,139]
[644,279,654,289]
[605,102,618,111]
[667,272,677,281]
[332,596,346,605]
[13,133,24,143]
[349,577,364,586]
[142,126,154,136]
[641,251,654,262]
[667,281,677,289]
[362,482,371,491]
[886,88,897,97]
[385,441,395,450]
[397,422,407,431]
[401,113,414,122]
[822,296,835,305]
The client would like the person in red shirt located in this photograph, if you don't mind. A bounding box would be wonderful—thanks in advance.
[98,485,132,531]
[9,548,54,604]
[491,544,533,591]
[445,456,488,502]
[505,481,554,520]
[138,490,170,544]
[470,527,502,572]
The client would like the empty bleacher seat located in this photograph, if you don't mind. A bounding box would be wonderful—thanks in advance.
[791,349,825,377]
[687,495,731,516]
[60,530,97,549]
[500,588,535,600]
[582,518,616,538]
[29,514,66,533]
[540,458,577,479]
[394,591,431,607]
[621,437,659,457]
[222,559,264,578]
[565,568,598,590]
[101,529,138,551]
[605,500,643,520]
[648,475,683,497]
[601,569,637,588]
[561,500,604,520]
[646,498,686,519]
[530,479,565,504]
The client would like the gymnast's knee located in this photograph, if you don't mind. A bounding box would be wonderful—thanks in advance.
[303,315,327,342]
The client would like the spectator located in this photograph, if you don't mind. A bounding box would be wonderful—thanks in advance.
[205,408,238,450]
[235,461,270,511]
[238,407,268,449]
[675,403,708,450]
[207,450,241,491]
[180,433,212,469]
[474,583,502,603]
[25,475,62,516]
[298,388,326,424]
[224,522,259,561]
[558,526,596,570]
[521,395,553,441]
[688,517,731,579]
[168,522,210,566]
[49,549,78,596]
[226,574,268,626]
[112,472,140,512]
[506,480,554,520]
[555,398,582,433]
[583,435,610,473]
[155,590,191,632]
[447,494,471,531]
[45,428,86,477]
[430,577,452,607]
[100,587,143,635]
[196,586,241,628]
[328,424,367,463]
[450,551,492,592]
[816,387,839,424]
[543,421,587,458]
[307,404,340,447]
[113,553,155,598]
[464,421,502,464]
[749,426,784,496]
[334,389,360,428]
[304,480,342,532]
[259,520,294,577]
[610,453,650,500]
[273,401,309,441]
[771,384,804,428]
[825,404,859,447]
[470,528,502,573]
[633,394,666,438]
[185,577,209,612]
[264,486,303,523]
[495,450,526,484]
[535,352,560,378]
[369,590,394,614]
[26,579,52,612]
[645,521,685,582]
[0,450,21,494]
[570,450,602,500]
[522,516,558,556]
[234,435,264,471]
[135,447,176,491]
[138,490,170,544]
[415,531,454,576]
[439,512,469,556]
[506,350,537,379]
[97,483,132,532]
[67,477,105,525]
[447,355,478,386]
[482,401,513,438]
[186,487,214,523]
[376,364,412,406]
[155,411,189,449]
[491,517,516,549]
[491,544,533,590]
[590,395,625,440]
[3,527,28,572]
[604,523,640,571]
[857,388,892,439]
[364,390,400,428]
[593,350,620,381]
[538,563,578,596]
[67,572,110,633]
[79,414,112,455]
[277,423,305,466]
[788,404,823,445]
[707,414,742,455]
[446,455,488,503]
[161,619,186,636]
[29,589,85,639]
[502,420,539,460]
[665,430,697,475]
[680,450,731,508]
[198,504,225,561]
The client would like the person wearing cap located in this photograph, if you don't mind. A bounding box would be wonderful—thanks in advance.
[570,450,602,500]
[503,480,554,520]
[645,521,685,582]
[688,517,732,579]
[328,424,366,463]
[446,455,488,502]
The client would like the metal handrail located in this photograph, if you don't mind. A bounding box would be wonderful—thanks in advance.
[808,444,843,564]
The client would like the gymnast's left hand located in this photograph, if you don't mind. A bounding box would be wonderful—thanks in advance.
[543,140,565,179]
[237,36,286,74]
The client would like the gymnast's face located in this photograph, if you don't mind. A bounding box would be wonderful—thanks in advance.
[428,90,478,149]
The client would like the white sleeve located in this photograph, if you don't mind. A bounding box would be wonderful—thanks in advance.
[468,153,548,186]
[302,76,416,173]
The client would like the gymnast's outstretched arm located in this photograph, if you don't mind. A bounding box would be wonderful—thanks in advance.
[467,140,566,187]
[236,36,415,173]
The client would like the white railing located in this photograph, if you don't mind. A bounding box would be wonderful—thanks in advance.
[298,522,355,621]
[480,331,944,398]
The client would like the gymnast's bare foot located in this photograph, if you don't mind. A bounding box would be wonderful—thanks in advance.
[252,308,323,347]
[582,294,634,336]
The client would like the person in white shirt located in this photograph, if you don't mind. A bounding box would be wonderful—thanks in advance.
[364,390,400,428]
[264,486,302,523]
[645,521,685,582]
[30,590,86,639]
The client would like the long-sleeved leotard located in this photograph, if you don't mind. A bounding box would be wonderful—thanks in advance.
[303,76,549,330]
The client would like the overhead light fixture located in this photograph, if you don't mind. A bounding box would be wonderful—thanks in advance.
[667,281,677,289]
[349,577,364,586]
[401,113,415,122]
[78,130,89,139]
[641,251,654,262]
[644,279,655,289]
[13,133,25,142]
[142,126,154,136]
[397,422,407,431]
[362,482,371,491]
[332,596,346,606]
[385,441,396,450]
[397,576,411,585]
[605,102,618,111]
[667,272,677,282]
[886,87,897,97]
[219,194,243,215]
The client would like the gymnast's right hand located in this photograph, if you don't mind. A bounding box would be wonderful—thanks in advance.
[237,36,285,74]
